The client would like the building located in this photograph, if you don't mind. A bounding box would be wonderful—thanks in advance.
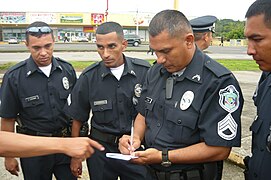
[0,11,154,42]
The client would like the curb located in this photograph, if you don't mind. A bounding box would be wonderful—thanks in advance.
[227,151,245,169]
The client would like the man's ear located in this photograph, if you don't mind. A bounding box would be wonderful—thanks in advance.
[185,33,194,48]
[24,41,29,48]
[122,39,128,50]
[203,32,209,42]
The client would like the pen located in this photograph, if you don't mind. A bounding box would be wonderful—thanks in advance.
[130,120,134,148]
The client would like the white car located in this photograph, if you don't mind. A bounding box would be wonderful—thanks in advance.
[77,36,89,42]
[8,38,19,44]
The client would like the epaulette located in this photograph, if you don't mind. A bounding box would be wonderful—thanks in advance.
[55,57,72,66]
[6,60,26,73]
[82,61,100,74]
[131,58,151,68]
[204,58,231,77]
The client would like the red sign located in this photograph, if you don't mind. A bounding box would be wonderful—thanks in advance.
[91,13,104,25]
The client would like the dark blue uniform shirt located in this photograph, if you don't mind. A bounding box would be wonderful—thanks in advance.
[65,56,150,135]
[0,56,77,132]
[138,48,244,171]
[248,71,271,179]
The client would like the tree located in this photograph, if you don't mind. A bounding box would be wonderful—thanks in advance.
[215,19,245,40]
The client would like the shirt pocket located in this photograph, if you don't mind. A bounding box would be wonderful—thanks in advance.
[250,118,263,148]
[21,95,45,108]
[144,99,156,126]
[166,108,199,144]
[92,99,113,124]
[59,91,70,100]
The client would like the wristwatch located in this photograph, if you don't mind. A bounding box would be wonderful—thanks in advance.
[161,149,172,167]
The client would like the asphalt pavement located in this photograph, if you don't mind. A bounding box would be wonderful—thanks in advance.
[0,50,259,180]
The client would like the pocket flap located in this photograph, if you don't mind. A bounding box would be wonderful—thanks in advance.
[167,108,198,129]
[92,99,112,112]
[21,95,44,108]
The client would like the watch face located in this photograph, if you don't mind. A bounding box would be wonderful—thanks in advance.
[161,161,172,167]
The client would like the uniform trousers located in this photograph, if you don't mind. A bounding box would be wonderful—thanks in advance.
[20,153,76,180]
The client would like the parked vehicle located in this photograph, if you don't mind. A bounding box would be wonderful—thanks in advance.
[124,34,141,47]
[77,36,89,42]
[8,37,19,44]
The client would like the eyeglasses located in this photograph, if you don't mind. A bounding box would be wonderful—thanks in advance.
[26,26,52,33]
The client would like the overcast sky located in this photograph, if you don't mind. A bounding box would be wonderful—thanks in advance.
[0,0,256,20]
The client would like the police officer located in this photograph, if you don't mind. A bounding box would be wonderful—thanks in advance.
[243,1,271,179]
[119,10,244,180]
[64,22,151,179]
[190,15,218,50]
[0,21,77,179]
[190,15,223,180]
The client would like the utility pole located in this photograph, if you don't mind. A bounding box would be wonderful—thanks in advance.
[105,0,108,22]
[136,8,139,35]
[174,0,179,10]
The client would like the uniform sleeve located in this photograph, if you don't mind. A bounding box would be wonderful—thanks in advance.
[63,74,91,122]
[199,75,244,147]
[0,73,20,118]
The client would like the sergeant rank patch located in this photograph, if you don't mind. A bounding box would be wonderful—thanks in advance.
[218,114,237,140]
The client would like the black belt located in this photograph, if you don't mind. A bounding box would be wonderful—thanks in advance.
[150,168,203,180]
[89,128,124,144]
[16,126,71,137]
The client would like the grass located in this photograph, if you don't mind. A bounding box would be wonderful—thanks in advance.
[216,59,259,71]
[0,59,260,72]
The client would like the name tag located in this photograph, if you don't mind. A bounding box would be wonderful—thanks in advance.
[25,95,39,102]
[94,100,108,106]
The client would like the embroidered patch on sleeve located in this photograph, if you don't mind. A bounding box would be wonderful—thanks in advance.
[219,85,240,113]
[217,113,237,140]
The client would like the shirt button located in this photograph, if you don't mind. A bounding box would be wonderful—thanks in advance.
[177,120,182,124]
[157,123,161,127]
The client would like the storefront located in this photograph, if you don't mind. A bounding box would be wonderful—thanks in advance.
[0,11,154,42]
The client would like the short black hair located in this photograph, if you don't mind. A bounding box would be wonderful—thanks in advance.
[25,21,54,43]
[148,10,192,38]
[245,0,271,29]
[96,21,124,39]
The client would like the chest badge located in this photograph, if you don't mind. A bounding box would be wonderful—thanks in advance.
[134,83,142,98]
[180,90,194,110]
[62,77,69,90]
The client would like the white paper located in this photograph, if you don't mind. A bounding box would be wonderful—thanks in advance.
[106,153,138,161]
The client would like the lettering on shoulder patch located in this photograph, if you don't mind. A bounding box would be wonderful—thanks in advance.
[217,113,237,140]
[219,85,239,113]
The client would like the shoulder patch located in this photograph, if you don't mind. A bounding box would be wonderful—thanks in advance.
[82,61,100,74]
[205,59,231,77]
[7,60,26,73]
[131,58,151,68]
